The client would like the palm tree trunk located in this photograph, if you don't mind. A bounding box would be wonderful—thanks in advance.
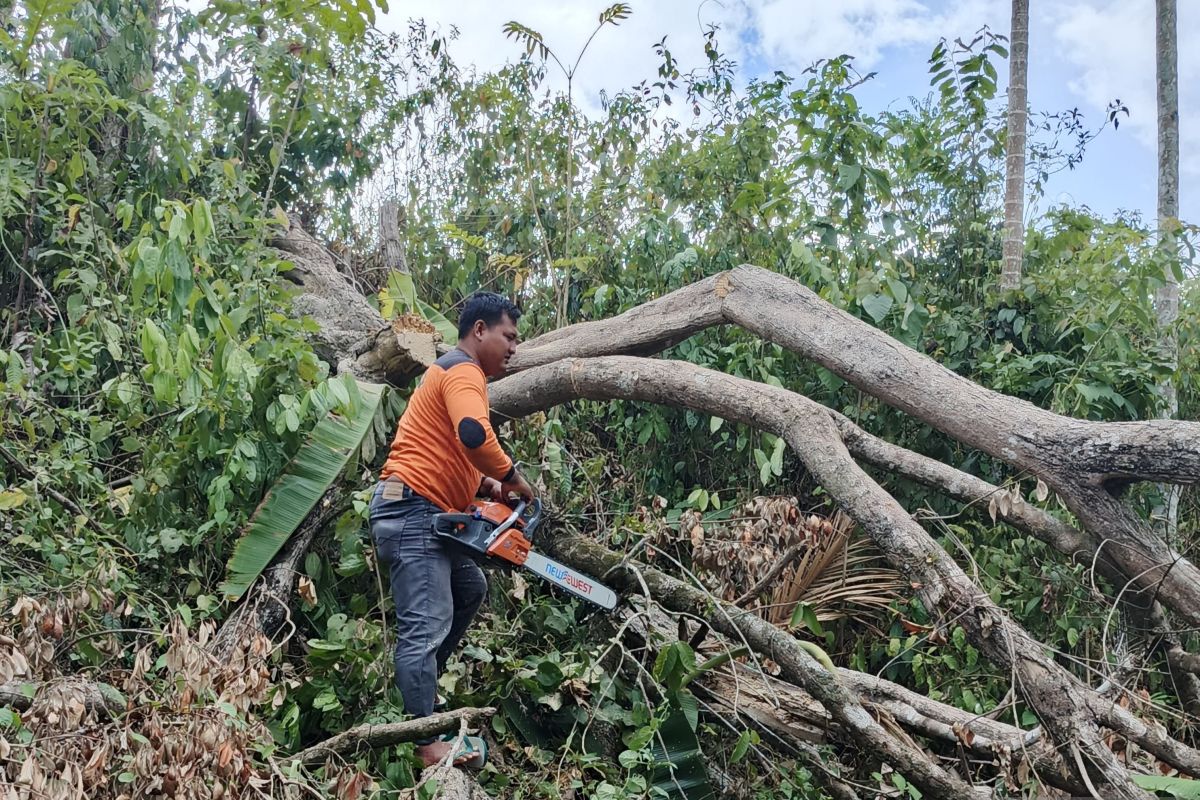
[1155,0,1180,539]
[1000,0,1029,291]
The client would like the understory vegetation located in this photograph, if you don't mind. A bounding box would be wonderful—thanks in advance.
[1,1,1197,798]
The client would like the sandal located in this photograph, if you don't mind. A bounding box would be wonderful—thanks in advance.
[439,733,487,769]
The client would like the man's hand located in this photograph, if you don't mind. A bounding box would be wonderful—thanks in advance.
[501,471,535,502]
[479,476,503,500]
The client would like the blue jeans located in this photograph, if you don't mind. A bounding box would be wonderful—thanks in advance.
[369,479,488,720]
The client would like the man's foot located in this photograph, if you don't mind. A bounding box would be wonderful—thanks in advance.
[414,736,487,769]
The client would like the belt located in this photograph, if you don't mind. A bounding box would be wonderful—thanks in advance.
[378,476,419,501]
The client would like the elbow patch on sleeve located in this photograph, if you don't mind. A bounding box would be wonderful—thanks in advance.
[458,418,487,449]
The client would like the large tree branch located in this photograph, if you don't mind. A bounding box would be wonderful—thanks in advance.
[506,264,1200,627]
[829,411,1092,558]
[494,356,1199,798]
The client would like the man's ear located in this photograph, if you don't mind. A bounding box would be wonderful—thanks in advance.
[473,319,486,339]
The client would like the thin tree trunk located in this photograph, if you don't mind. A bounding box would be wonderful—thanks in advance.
[1000,0,1029,291]
[380,200,407,273]
[1155,0,1181,540]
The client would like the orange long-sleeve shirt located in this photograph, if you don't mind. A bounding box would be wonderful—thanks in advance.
[380,349,514,512]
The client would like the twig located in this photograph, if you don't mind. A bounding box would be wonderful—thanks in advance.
[0,443,107,537]
[290,707,495,767]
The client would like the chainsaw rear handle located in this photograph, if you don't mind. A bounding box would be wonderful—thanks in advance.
[431,512,474,535]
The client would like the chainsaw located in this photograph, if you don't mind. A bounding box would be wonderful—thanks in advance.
[432,498,619,610]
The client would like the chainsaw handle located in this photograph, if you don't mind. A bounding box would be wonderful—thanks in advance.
[520,498,543,538]
[432,512,474,535]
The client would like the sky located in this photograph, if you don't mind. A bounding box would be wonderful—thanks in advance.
[378,0,1197,226]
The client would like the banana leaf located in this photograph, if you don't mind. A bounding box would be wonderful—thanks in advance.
[219,379,386,600]
[1132,774,1200,799]
[650,696,716,800]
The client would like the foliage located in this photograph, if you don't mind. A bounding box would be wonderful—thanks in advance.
[2,2,1197,798]
[219,377,389,600]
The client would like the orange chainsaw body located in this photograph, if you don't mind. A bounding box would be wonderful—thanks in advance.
[432,500,535,566]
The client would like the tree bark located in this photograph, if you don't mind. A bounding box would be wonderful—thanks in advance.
[379,201,407,273]
[505,265,1200,628]
[1000,0,1029,291]
[1155,0,1181,541]
[493,356,1200,797]
[270,216,434,386]
[291,707,495,767]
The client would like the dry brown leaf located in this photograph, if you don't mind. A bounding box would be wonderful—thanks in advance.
[297,576,318,608]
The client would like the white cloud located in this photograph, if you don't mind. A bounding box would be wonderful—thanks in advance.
[376,0,1193,221]
[1050,0,1200,185]
[743,0,1006,70]
[380,0,750,114]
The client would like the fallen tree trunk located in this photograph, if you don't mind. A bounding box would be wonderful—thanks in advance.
[270,217,435,386]
[507,264,1200,628]
[291,707,496,767]
[493,356,1200,798]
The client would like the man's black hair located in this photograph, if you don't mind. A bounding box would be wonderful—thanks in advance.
[457,292,522,339]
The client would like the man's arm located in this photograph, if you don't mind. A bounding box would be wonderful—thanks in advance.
[443,366,516,481]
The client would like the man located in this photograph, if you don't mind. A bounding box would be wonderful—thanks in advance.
[369,291,535,768]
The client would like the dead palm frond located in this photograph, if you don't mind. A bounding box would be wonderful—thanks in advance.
[672,499,903,633]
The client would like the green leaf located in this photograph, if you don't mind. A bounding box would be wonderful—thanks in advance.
[676,691,698,731]
[386,271,418,315]
[653,641,695,692]
[1131,775,1200,799]
[789,602,825,637]
[770,436,784,477]
[649,707,716,800]
[416,299,458,343]
[860,293,893,323]
[140,319,172,370]
[730,730,758,764]
[219,381,388,599]
[836,163,862,190]
[0,488,28,510]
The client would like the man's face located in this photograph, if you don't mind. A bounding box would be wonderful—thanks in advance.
[471,313,519,378]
